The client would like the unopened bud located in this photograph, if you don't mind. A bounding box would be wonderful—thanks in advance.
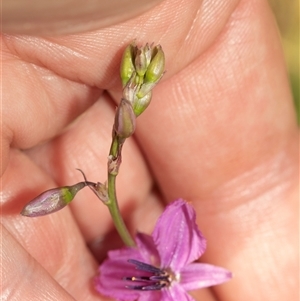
[143,43,152,67]
[145,45,165,84]
[137,82,155,99]
[135,47,148,78]
[123,72,138,103]
[132,91,152,116]
[120,44,135,87]
[21,182,88,217]
[114,98,136,138]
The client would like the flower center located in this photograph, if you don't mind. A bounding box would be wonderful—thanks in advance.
[123,259,173,291]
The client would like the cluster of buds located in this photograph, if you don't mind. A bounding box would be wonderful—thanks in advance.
[114,42,165,138]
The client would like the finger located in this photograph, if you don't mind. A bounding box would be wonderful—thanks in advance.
[2,0,241,242]
[1,47,102,174]
[3,0,237,86]
[2,0,163,35]
[1,225,77,301]
[2,0,238,174]
[132,1,298,300]
[1,149,102,300]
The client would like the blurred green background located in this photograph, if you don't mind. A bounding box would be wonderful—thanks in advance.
[269,0,299,123]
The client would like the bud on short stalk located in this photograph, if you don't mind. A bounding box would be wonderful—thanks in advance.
[132,91,152,117]
[21,182,89,217]
[114,98,136,138]
[145,45,165,84]
[120,44,136,87]
[135,47,148,78]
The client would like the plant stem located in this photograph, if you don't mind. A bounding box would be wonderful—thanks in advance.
[106,134,135,247]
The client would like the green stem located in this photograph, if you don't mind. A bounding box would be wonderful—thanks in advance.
[106,135,136,247]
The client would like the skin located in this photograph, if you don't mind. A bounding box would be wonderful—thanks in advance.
[1,0,298,300]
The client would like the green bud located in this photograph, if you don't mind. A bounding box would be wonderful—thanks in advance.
[21,182,89,217]
[114,98,136,138]
[120,44,135,87]
[132,91,152,116]
[123,72,138,103]
[135,47,148,77]
[137,82,156,99]
[145,45,165,84]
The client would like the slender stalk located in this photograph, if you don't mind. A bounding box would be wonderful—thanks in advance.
[103,42,165,247]
[106,134,135,247]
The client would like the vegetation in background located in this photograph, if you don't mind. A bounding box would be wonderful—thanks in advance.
[269,0,299,123]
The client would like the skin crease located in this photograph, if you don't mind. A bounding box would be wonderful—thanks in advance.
[2,0,164,35]
[1,0,298,300]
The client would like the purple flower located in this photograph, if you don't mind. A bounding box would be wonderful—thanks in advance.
[95,199,232,301]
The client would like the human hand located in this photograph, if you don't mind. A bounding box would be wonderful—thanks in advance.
[1,0,298,300]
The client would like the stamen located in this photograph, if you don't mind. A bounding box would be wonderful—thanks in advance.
[126,283,167,291]
[128,259,162,274]
[124,259,171,291]
[123,276,155,282]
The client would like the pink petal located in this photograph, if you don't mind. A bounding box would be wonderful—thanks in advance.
[106,245,143,261]
[136,232,160,266]
[95,247,145,300]
[160,285,196,301]
[95,259,140,300]
[152,199,206,271]
[138,291,163,301]
[180,263,232,291]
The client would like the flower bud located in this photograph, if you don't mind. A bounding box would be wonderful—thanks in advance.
[21,182,87,217]
[143,43,152,67]
[114,98,136,138]
[145,45,165,84]
[123,72,138,103]
[135,47,148,78]
[120,44,135,87]
[136,82,155,99]
[132,91,152,116]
